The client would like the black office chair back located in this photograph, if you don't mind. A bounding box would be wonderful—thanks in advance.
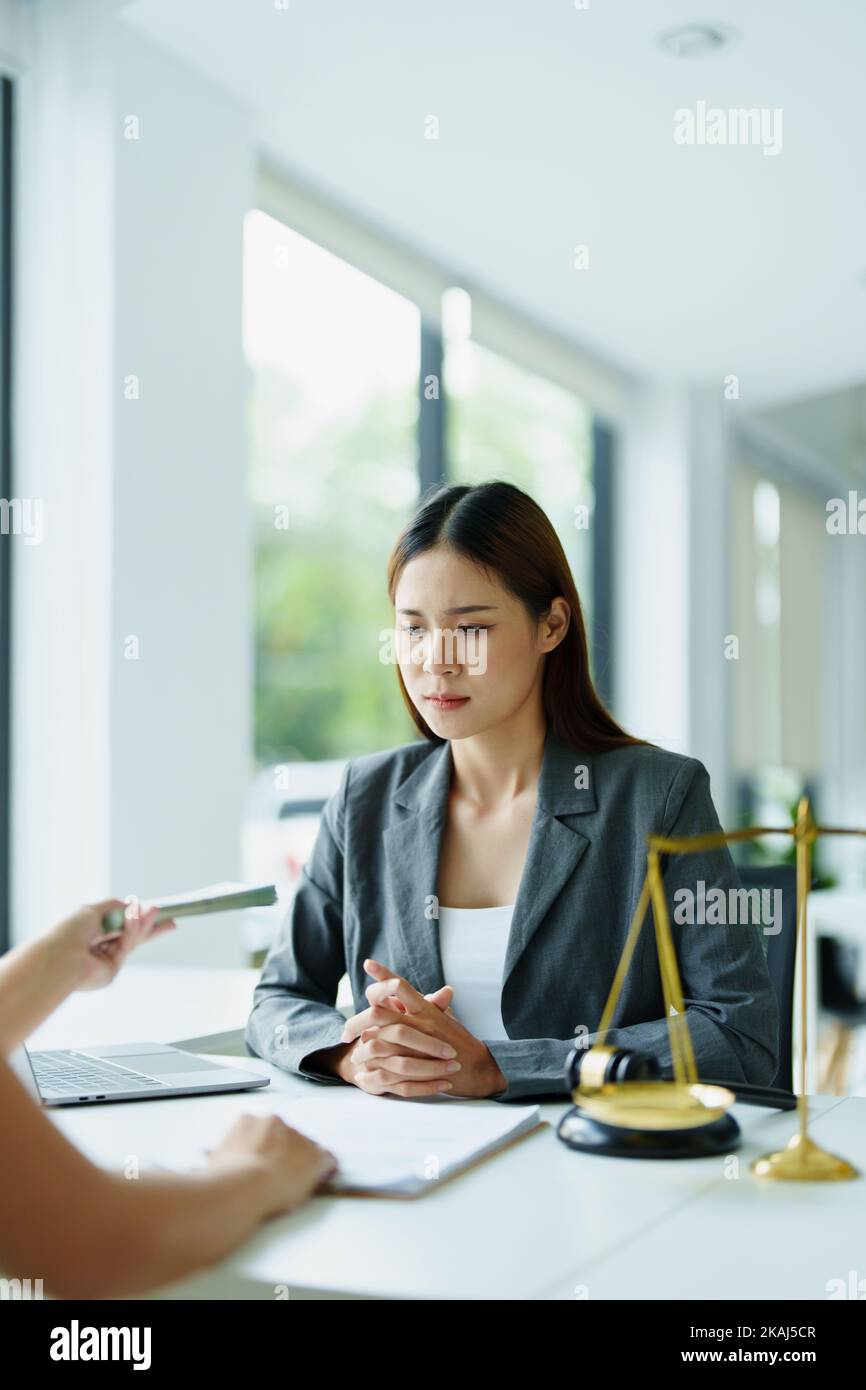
[737,866,797,1092]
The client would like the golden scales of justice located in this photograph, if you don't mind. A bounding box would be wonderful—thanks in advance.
[558,797,861,1181]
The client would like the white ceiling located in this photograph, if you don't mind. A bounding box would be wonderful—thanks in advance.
[124,0,866,408]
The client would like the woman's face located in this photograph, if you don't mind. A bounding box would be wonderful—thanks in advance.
[393,543,568,740]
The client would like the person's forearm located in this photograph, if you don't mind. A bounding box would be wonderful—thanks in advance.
[1,1057,290,1299]
[45,1163,283,1300]
[0,931,86,1054]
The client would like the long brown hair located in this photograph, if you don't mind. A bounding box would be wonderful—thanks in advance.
[386,480,647,753]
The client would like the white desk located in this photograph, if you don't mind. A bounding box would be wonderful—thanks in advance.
[36,967,866,1301]
[537,1096,866,1301]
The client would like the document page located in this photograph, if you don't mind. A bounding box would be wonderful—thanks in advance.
[146,1089,543,1197]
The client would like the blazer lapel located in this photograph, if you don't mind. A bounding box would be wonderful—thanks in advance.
[383,728,597,996]
[382,739,453,995]
[502,729,596,986]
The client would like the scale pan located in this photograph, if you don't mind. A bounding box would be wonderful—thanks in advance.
[574,1080,735,1131]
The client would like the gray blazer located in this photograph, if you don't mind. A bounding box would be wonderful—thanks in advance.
[245,728,779,1101]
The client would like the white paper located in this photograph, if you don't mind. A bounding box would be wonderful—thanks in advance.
[146,1090,541,1196]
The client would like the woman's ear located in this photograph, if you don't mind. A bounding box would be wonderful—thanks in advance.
[542,597,571,651]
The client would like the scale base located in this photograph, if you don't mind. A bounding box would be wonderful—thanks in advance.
[557,1104,741,1159]
[751,1132,859,1181]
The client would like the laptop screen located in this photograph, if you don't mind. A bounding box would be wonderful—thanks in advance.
[7,1045,41,1101]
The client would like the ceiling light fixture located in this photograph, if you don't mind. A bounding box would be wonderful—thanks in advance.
[657,23,740,58]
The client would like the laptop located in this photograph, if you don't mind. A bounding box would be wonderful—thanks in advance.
[10,1041,270,1106]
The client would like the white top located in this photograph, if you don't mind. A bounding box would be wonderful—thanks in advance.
[436,903,515,1041]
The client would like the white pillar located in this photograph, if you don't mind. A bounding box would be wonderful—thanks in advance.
[12,4,254,964]
[12,0,116,938]
[616,383,732,819]
[616,384,691,750]
[686,387,731,822]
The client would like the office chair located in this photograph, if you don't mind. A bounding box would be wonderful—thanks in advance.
[737,865,797,1094]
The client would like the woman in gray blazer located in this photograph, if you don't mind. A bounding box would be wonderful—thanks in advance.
[246,481,779,1102]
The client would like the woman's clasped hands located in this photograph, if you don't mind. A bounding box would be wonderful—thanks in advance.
[336,958,507,1099]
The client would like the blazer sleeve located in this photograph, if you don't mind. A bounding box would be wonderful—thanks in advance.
[486,757,780,1102]
[244,761,352,1084]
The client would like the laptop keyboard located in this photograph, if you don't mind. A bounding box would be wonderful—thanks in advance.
[30,1050,169,1095]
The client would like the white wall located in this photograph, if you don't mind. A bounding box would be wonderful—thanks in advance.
[12,0,254,963]
[12,0,116,943]
[615,383,732,821]
[110,22,253,964]
[686,387,731,816]
[615,385,691,749]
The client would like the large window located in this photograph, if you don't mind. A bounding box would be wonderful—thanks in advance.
[244,210,421,765]
[244,205,607,772]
